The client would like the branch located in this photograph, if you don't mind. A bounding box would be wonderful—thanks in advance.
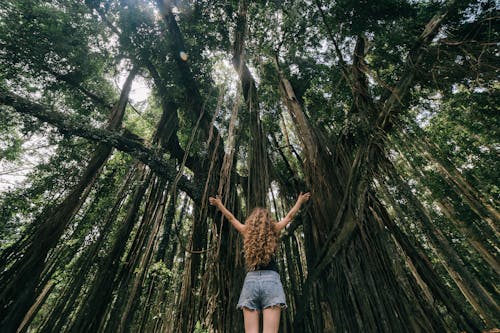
[314,0,351,79]
[232,0,259,105]
[232,0,271,207]
[156,0,215,136]
[350,35,377,118]
[142,59,197,170]
[0,87,200,202]
[46,68,114,110]
[378,1,458,129]
[85,2,198,173]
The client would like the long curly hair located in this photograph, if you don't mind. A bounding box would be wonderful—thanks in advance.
[243,207,279,271]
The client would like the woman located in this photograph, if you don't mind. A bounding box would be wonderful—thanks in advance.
[209,192,311,333]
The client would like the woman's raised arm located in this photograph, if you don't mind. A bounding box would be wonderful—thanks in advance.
[209,196,246,234]
[275,192,311,232]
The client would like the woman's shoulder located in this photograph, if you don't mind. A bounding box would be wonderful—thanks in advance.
[240,225,248,237]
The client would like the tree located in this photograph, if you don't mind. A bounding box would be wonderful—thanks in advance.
[0,0,498,332]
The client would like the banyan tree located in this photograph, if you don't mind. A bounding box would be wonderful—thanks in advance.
[0,0,498,332]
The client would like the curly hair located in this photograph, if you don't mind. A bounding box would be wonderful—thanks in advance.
[243,207,279,271]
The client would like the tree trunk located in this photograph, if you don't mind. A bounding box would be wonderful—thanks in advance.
[68,166,152,332]
[0,68,137,332]
[403,126,499,235]
[380,158,497,328]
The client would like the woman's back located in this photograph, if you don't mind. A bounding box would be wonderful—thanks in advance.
[243,207,279,272]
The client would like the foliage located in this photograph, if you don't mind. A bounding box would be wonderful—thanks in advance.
[0,0,498,332]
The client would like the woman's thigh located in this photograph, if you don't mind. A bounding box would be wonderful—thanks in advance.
[262,306,281,333]
[243,308,259,333]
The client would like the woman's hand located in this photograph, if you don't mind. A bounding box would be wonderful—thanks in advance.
[297,192,311,204]
[209,195,222,208]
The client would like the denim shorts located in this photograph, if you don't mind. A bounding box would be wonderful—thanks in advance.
[236,270,287,311]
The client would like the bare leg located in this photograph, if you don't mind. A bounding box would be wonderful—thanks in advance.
[243,308,259,333]
[263,306,281,333]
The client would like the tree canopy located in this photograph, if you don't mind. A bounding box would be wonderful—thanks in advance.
[0,0,498,332]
